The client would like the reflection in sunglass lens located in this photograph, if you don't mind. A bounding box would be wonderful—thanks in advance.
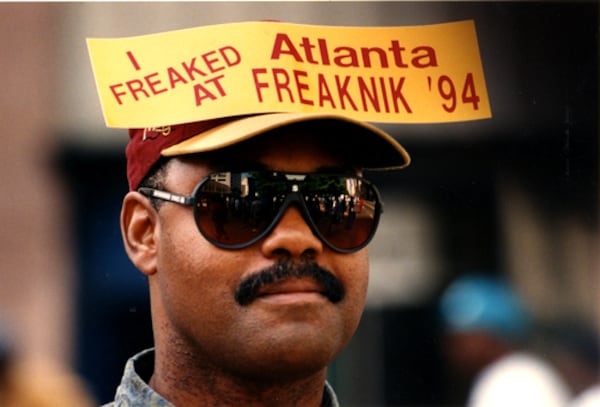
[192,172,380,252]
[308,177,378,251]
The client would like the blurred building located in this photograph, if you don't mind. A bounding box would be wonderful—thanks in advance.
[0,2,597,405]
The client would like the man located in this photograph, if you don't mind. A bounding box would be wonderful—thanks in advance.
[108,112,410,406]
[439,273,571,407]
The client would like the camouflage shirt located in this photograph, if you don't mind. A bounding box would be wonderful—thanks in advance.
[104,348,340,407]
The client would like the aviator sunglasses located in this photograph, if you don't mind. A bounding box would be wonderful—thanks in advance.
[138,171,383,253]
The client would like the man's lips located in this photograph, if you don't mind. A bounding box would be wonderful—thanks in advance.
[255,278,327,303]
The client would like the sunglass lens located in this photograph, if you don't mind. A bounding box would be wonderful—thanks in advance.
[309,177,378,251]
[194,173,279,246]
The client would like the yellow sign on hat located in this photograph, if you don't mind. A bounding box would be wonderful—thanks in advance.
[87,20,491,127]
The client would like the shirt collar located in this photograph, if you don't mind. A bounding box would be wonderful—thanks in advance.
[112,348,340,407]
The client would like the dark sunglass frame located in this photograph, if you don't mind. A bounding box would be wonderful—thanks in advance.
[138,171,383,253]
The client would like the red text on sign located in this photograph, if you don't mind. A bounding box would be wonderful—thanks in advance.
[270,33,438,69]
[428,73,481,112]
[109,46,241,105]
[194,75,227,106]
[252,68,412,114]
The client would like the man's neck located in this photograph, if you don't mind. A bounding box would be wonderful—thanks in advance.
[149,354,329,407]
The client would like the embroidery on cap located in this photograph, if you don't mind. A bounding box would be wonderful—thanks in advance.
[142,126,172,141]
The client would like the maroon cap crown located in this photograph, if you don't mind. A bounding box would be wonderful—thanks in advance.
[126,117,231,190]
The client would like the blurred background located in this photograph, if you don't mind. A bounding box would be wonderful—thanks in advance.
[0,2,597,406]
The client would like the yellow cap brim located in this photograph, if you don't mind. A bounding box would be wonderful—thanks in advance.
[161,112,410,170]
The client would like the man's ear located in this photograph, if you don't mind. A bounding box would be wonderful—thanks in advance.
[121,191,159,276]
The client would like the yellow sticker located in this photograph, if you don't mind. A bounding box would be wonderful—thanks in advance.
[87,20,491,127]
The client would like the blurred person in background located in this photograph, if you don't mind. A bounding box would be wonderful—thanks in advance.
[570,385,600,407]
[548,321,600,407]
[439,273,571,407]
[0,326,96,407]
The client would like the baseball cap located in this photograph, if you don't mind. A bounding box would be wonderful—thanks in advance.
[439,274,531,342]
[126,112,411,190]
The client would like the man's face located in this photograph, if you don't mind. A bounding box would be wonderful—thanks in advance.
[139,129,370,381]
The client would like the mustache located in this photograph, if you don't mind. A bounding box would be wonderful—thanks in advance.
[235,261,345,306]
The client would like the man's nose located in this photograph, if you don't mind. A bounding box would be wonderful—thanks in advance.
[260,206,324,259]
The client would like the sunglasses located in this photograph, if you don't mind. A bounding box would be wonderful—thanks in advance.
[138,171,383,253]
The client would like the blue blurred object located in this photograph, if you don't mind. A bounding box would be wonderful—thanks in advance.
[440,274,530,342]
